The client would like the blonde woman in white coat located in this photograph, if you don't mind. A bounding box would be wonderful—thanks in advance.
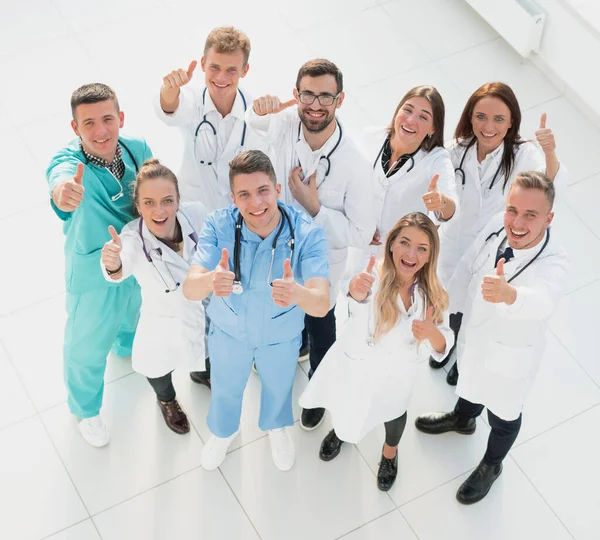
[300,212,454,491]
[101,159,208,435]
[433,82,566,385]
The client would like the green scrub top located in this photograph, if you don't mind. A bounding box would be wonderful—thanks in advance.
[46,134,153,294]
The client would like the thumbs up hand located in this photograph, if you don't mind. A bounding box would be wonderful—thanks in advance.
[271,258,297,308]
[102,225,123,274]
[348,255,376,302]
[481,258,517,304]
[253,95,297,116]
[422,174,446,212]
[213,248,235,297]
[535,112,556,155]
[412,306,437,341]
[54,163,85,212]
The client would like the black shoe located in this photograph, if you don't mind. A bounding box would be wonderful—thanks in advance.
[299,344,310,362]
[319,429,343,461]
[300,407,325,431]
[456,460,503,504]
[377,451,398,491]
[157,399,190,435]
[190,371,211,389]
[414,411,476,435]
[446,361,459,386]
[429,342,455,369]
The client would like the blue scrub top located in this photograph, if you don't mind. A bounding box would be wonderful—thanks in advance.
[46,134,153,294]
[194,203,329,347]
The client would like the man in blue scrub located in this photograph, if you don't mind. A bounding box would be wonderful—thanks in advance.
[183,150,330,471]
[47,83,153,447]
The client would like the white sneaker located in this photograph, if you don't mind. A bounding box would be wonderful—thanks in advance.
[201,431,239,471]
[268,427,295,471]
[78,415,109,448]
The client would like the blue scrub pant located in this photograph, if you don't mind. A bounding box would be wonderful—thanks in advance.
[63,279,141,419]
[207,325,300,438]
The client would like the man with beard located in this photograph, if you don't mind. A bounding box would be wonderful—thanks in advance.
[248,59,375,431]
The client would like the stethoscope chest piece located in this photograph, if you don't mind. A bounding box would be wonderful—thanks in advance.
[366,338,375,347]
[232,281,243,295]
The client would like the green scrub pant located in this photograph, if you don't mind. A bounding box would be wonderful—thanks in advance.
[63,278,141,419]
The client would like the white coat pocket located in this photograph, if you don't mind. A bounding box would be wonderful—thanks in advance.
[485,341,534,379]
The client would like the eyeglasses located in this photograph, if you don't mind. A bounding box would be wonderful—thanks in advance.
[297,92,340,106]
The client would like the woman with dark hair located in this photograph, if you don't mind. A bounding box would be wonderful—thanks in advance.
[100,159,209,435]
[433,82,566,385]
[365,86,459,250]
[300,213,454,491]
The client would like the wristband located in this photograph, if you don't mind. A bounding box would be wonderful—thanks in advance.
[106,263,123,276]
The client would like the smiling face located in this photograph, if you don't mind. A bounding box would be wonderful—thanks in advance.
[201,47,249,103]
[231,171,282,239]
[390,226,431,280]
[293,74,344,133]
[504,185,553,250]
[71,99,124,162]
[135,177,180,241]
[392,96,435,149]
[471,96,512,155]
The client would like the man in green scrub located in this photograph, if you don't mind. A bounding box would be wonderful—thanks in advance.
[46,83,153,447]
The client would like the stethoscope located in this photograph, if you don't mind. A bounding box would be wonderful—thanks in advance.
[455,137,502,198]
[231,204,295,294]
[138,210,198,293]
[83,139,138,202]
[372,138,418,188]
[470,226,550,282]
[194,88,247,166]
[295,121,343,185]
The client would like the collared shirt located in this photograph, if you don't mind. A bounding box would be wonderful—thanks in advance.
[80,141,125,180]
[477,142,504,183]
[380,136,417,176]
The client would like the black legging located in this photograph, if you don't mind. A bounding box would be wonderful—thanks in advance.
[147,371,176,402]
[384,412,408,447]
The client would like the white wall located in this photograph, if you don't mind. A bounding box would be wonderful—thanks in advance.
[531,0,600,125]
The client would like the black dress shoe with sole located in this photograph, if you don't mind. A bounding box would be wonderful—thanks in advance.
[414,411,476,435]
[456,460,503,504]
[446,361,459,386]
[377,452,398,491]
[301,407,325,430]
[190,371,211,389]
[319,429,344,461]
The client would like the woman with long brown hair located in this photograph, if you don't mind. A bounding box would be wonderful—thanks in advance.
[434,82,566,385]
[299,213,454,491]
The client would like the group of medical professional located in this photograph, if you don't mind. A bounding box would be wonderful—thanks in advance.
[46,25,570,505]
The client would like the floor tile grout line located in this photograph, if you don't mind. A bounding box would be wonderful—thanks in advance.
[38,517,95,540]
[332,507,399,540]
[563,276,600,297]
[547,324,600,391]
[216,468,264,540]
[512,402,600,450]
[396,505,421,540]
[0,291,65,322]
[507,454,577,540]
[567,172,600,187]
[564,199,600,243]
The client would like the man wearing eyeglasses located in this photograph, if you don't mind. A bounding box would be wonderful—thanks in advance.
[248,58,375,431]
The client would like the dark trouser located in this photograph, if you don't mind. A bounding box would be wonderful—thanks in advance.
[454,397,522,465]
[305,306,337,379]
[147,371,176,403]
[449,312,463,352]
[384,412,408,447]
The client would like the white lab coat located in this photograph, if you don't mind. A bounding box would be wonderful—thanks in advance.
[449,213,570,420]
[246,106,375,305]
[344,128,458,277]
[154,86,270,210]
[437,139,568,285]
[101,202,208,378]
[299,265,454,443]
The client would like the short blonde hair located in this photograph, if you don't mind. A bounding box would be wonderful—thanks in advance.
[204,26,251,65]
[512,171,555,209]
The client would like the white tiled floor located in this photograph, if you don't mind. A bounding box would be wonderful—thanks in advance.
[0,0,599,539]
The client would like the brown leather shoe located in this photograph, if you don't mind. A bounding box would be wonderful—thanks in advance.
[157,399,190,434]
[190,371,211,389]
